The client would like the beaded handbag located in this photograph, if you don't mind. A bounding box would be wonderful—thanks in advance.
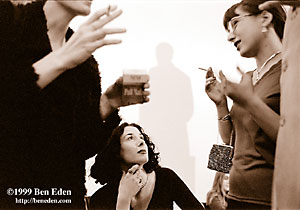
[207,131,234,173]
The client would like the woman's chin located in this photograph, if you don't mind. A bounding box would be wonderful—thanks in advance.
[239,48,255,58]
[136,159,149,166]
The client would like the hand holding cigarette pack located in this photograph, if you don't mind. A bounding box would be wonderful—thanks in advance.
[122,69,149,105]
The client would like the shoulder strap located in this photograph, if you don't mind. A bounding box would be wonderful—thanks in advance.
[229,130,235,147]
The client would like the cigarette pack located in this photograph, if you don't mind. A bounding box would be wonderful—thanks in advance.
[122,69,149,105]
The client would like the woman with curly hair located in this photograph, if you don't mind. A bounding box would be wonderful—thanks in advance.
[90,122,205,210]
[0,0,149,208]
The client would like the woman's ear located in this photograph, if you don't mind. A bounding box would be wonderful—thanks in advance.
[261,10,273,28]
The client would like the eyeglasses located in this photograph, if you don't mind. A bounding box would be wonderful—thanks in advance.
[228,14,255,33]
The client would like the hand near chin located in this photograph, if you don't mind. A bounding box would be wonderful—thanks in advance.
[219,69,255,108]
[118,164,144,200]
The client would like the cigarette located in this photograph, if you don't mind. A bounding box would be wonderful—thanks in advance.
[198,67,209,72]
[106,5,111,16]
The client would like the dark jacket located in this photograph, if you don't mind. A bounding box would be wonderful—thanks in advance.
[91,167,205,210]
[0,1,120,208]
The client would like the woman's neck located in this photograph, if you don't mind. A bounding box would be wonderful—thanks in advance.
[255,30,282,69]
[43,1,74,50]
[121,163,145,173]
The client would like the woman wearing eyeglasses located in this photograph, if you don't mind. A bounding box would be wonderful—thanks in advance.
[205,0,285,209]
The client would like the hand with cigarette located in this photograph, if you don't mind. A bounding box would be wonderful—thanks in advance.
[56,5,126,71]
[204,67,227,106]
[106,5,111,16]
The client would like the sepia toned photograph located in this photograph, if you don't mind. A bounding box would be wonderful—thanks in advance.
[1,0,299,209]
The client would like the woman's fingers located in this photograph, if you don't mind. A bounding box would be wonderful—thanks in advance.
[206,77,215,82]
[258,1,300,10]
[143,82,150,89]
[143,83,150,102]
[103,28,127,35]
[106,5,118,14]
[219,70,228,93]
[100,9,123,28]
[142,90,150,102]
[205,77,215,86]
[128,164,140,175]
[205,68,217,91]
[91,9,123,30]
[77,28,125,53]
[236,66,244,75]
[59,6,125,69]
[205,79,218,94]
[258,1,280,10]
[85,5,118,25]
[143,90,150,97]
[85,6,123,35]
[143,96,150,103]
[91,39,123,49]
[219,70,227,82]
[89,28,126,42]
[127,165,143,187]
[206,67,215,79]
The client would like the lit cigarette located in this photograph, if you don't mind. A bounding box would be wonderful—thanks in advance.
[106,5,111,16]
[198,67,209,71]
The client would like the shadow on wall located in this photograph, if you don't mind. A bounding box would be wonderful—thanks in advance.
[139,42,196,191]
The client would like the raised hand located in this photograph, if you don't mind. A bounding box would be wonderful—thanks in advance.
[219,69,254,108]
[205,67,227,106]
[58,5,126,70]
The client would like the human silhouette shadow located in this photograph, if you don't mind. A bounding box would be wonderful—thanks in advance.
[139,43,195,190]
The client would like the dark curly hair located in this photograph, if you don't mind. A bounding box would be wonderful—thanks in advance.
[223,0,286,40]
[91,122,160,185]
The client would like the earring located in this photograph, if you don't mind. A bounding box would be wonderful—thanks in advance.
[262,26,268,33]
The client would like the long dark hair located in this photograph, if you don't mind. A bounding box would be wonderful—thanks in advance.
[91,123,160,185]
[223,0,286,40]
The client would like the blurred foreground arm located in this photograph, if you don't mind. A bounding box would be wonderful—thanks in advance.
[259,0,300,10]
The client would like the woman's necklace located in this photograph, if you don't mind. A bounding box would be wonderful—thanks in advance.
[255,51,281,82]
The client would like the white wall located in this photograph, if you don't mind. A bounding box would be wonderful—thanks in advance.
[72,0,256,202]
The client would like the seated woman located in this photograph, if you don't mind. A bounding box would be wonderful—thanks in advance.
[90,122,205,210]
[206,172,229,210]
